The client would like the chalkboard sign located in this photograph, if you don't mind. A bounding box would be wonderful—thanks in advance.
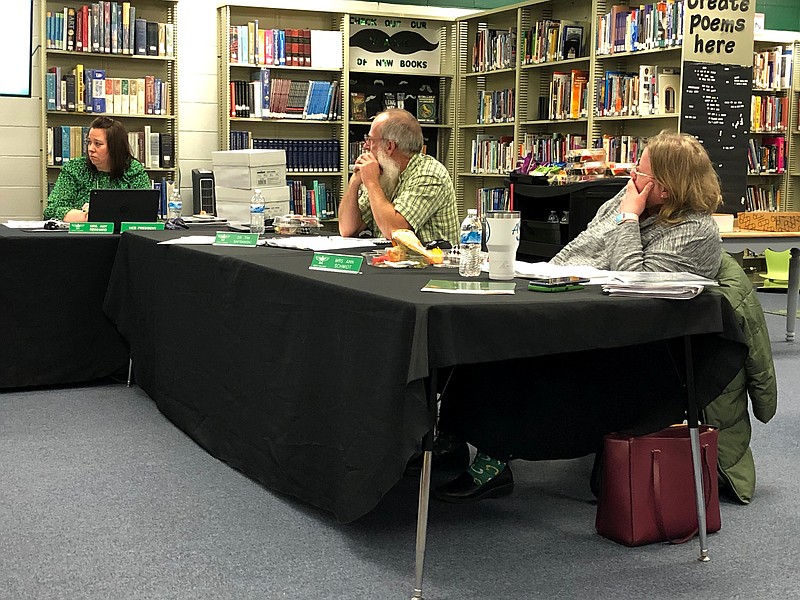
[681,61,752,214]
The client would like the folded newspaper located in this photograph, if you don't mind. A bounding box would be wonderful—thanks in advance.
[601,272,718,300]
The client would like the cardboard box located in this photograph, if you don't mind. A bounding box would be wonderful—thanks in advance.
[211,149,287,190]
[211,149,286,167]
[215,185,290,224]
[737,211,800,232]
[214,164,287,190]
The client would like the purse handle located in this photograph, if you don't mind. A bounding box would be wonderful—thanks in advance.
[652,443,713,544]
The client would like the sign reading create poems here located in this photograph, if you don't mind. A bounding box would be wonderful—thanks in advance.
[682,0,755,67]
[349,16,442,75]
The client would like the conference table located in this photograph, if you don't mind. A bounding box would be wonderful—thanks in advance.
[0,225,129,389]
[103,231,747,595]
[721,229,800,341]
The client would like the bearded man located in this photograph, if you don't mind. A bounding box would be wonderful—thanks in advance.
[338,108,459,244]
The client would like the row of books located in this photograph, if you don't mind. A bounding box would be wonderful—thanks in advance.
[751,94,790,132]
[46,3,173,57]
[745,184,781,212]
[476,88,515,124]
[595,66,679,117]
[747,136,786,174]
[519,133,588,165]
[472,28,516,73]
[521,20,584,65]
[548,70,589,120]
[287,179,337,220]
[230,24,305,67]
[477,187,510,215]
[46,66,169,116]
[597,2,684,56]
[753,46,793,90]
[228,134,341,173]
[470,134,514,174]
[230,72,341,120]
[599,134,646,164]
[46,125,173,169]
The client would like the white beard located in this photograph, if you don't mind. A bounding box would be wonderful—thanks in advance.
[375,149,401,200]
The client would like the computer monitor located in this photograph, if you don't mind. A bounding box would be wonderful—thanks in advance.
[88,189,161,233]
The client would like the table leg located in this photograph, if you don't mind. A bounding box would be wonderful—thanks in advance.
[411,370,438,600]
[785,248,800,342]
[684,337,710,562]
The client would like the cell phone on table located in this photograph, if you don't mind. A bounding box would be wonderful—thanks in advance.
[527,275,588,292]
[528,276,590,287]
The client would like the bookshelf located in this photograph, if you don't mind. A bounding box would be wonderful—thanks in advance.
[217,5,345,222]
[218,4,459,224]
[40,0,179,207]
[748,32,798,212]
[783,37,800,211]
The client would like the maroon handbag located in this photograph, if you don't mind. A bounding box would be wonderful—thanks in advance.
[595,425,721,547]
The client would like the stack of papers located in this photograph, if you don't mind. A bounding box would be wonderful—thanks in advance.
[502,260,616,284]
[601,272,718,300]
[266,236,386,251]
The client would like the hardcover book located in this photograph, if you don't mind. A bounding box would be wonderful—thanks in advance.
[416,95,437,123]
[350,92,367,121]
[562,25,583,60]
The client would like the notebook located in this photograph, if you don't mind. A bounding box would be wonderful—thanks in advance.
[88,189,161,232]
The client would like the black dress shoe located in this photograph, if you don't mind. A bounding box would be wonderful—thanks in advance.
[434,465,514,503]
[404,438,470,477]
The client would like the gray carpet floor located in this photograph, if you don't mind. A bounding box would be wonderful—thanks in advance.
[2,290,799,599]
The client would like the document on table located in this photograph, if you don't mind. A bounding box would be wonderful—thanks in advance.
[506,260,616,284]
[4,220,48,229]
[266,236,387,251]
[157,236,267,246]
[601,271,718,299]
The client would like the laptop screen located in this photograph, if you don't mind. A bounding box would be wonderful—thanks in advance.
[88,189,161,232]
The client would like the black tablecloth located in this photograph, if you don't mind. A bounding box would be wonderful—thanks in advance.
[0,226,128,388]
[104,232,747,521]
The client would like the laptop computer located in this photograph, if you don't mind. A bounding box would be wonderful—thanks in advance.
[88,189,161,233]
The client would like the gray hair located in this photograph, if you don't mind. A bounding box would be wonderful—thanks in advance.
[375,108,424,154]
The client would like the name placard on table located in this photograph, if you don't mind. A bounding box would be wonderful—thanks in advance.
[213,232,259,247]
[69,222,114,234]
[309,252,364,274]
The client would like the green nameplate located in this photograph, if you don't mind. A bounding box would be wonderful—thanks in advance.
[309,252,364,274]
[69,222,114,234]
[214,232,259,247]
[120,222,165,232]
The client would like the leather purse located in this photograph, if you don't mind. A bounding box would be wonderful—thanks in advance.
[595,424,721,547]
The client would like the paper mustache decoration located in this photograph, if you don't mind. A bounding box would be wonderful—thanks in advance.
[350,30,439,55]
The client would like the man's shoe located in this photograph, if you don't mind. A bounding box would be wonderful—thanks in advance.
[433,465,514,503]
[404,438,470,477]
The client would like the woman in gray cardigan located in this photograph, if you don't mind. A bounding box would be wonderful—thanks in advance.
[435,131,727,503]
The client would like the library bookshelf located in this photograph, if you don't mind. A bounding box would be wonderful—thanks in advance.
[40,0,180,208]
[217,3,459,224]
[455,0,800,223]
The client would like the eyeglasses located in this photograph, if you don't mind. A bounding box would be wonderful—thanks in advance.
[363,134,385,145]
[631,167,654,179]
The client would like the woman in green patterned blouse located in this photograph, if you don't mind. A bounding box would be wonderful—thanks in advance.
[44,116,152,221]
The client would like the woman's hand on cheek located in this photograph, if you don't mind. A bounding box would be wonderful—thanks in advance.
[619,179,652,216]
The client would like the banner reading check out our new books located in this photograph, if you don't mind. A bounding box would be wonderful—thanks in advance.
[349,16,442,75]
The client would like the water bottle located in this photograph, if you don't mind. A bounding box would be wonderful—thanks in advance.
[249,188,266,235]
[459,208,482,277]
[167,186,182,219]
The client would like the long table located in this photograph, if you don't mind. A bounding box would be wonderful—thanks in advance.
[104,231,746,522]
[721,229,800,341]
[0,226,129,389]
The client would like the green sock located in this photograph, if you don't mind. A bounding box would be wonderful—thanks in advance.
[468,452,507,485]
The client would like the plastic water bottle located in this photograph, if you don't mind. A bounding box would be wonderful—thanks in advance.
[249,188,266,235]
[459,208,482,277]
[167,187,182,219]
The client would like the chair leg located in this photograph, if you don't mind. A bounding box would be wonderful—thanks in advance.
[127,358,133,388]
